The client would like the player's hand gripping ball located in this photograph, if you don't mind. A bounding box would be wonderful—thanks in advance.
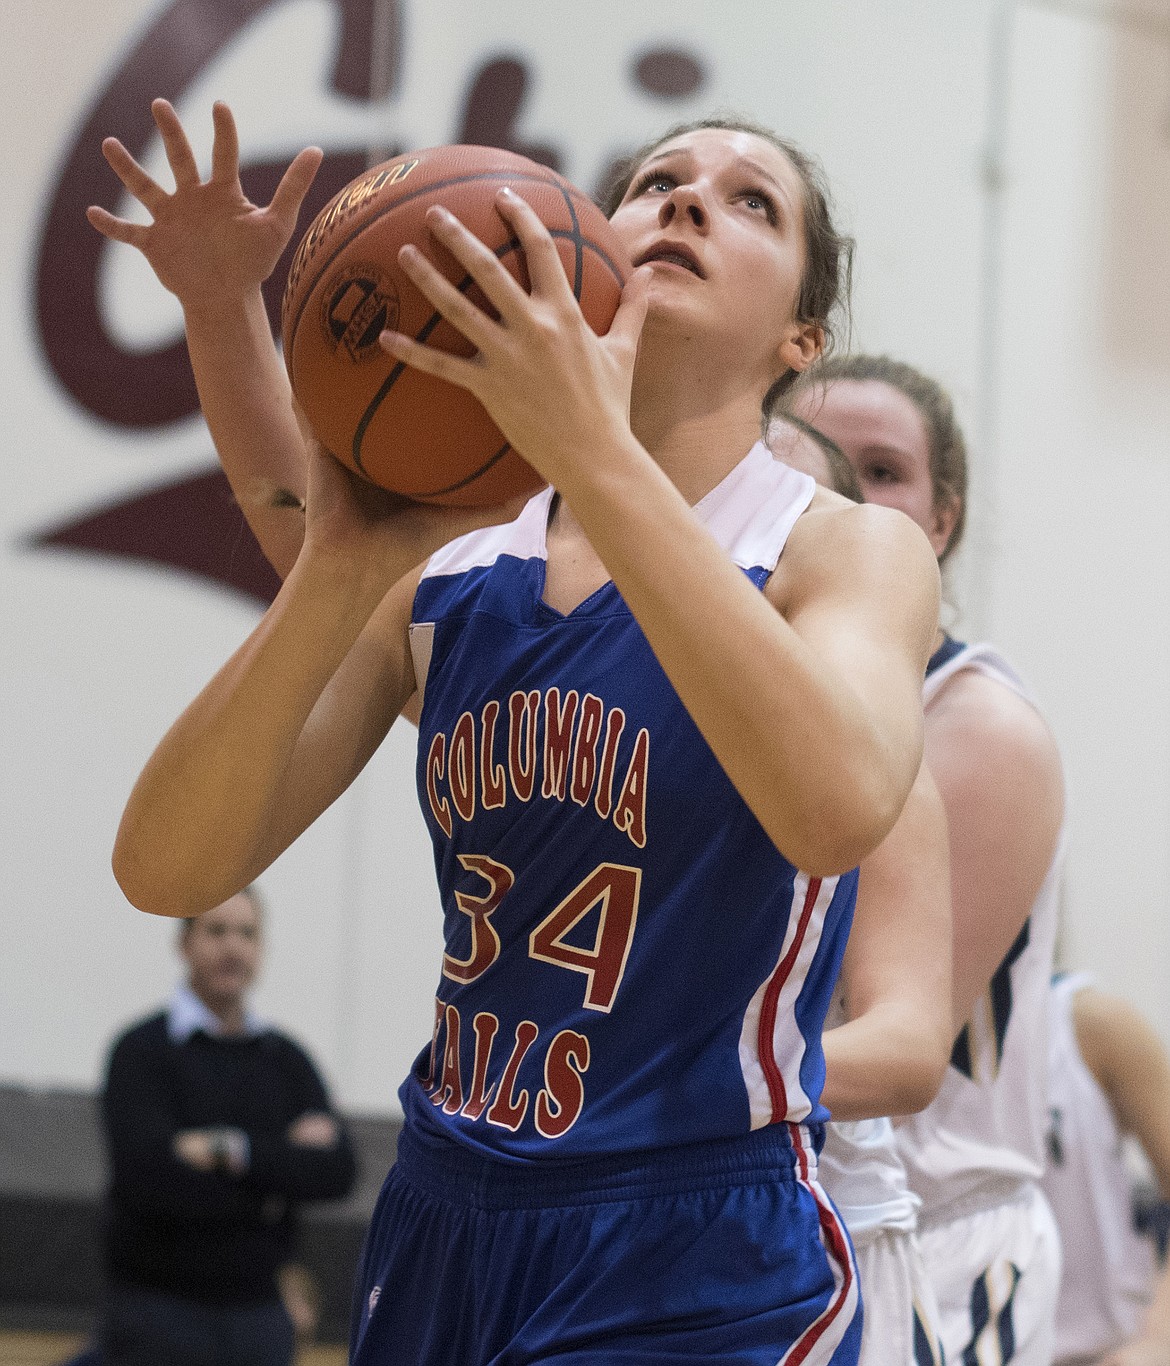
[281,146,631,506]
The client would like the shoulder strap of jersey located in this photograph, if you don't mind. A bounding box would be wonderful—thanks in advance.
[923,640,1034,708]
[419,485,554,584]
[695,441,815,573]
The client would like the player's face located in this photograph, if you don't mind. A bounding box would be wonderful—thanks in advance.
[791,379,952,558]
[181,892,262,1010]
[610,129,817,378]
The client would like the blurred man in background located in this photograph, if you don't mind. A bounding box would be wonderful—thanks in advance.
[93,887,355,1366]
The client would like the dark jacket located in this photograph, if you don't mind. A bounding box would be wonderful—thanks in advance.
[102,1012,356,1305]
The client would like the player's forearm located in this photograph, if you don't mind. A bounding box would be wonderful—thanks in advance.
[1131,1260,1170,1357]
[113,550,393,917]
[821,1003,948,1121]
[557,438,917,874]
[183,289,307,578]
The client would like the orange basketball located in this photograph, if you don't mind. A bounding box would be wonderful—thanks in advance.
[281,146,631,505]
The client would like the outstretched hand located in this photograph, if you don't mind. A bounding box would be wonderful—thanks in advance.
[379,189,652,490]
[87,98,322,313]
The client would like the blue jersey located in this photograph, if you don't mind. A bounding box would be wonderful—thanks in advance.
[403,441,857,1163]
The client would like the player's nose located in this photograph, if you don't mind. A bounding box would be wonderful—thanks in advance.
[658,185,708,231]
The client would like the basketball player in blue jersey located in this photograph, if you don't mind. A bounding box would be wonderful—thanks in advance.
[788,356,1067,1365]
[97,104,942,1363]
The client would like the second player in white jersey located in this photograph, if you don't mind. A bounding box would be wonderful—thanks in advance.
[769,409,950,1366]
[788,356,1067,1365]
[898,640,1065,1362]
[898,642,1064,1214]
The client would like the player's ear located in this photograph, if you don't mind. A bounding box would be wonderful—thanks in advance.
[777,321,823,376]
[929,491,962,560]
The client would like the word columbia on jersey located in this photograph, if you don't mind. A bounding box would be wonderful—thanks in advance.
[420,686,653,1142]
[425,687,650,849]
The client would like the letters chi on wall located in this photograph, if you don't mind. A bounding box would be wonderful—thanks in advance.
[34,0,706,600]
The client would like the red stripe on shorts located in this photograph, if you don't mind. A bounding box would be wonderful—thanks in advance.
[782,1183,856,1366]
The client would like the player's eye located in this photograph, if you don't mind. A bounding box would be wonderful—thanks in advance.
[741,189,778,225]
[630,170,677,197]
[865,464,899,485]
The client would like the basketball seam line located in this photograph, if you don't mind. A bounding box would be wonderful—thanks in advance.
[349,219,618,490]
[287,167,622,348]
[351,237,516,478]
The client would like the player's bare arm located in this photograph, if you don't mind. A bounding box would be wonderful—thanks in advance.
[113,443,506,919]
[926,668,1064,1033]
[821,761,952,1120]
[88,99,320,577]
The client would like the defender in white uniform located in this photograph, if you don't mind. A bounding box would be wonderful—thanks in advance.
[822,642,1063,1366]
[769,412,951,1366]
[786,356,1068,1365]
[897,642,1065,1365]
[1042,972,1168,1364]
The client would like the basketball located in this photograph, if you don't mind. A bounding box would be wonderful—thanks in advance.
[281,145,631,505]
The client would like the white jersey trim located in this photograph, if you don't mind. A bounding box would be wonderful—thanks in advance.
[738,874,838,1128]
[411,443,815,704]
[923,641,1032,708]
[417,441,815,585]
[693,440,815,572]
[420,486,553,582]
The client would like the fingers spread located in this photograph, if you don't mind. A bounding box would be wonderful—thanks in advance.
[271,146,325,226]
[210,102,241,184]
[85,205,142,245]
[101,138,166,212]
[421,206,527,322]
[397,236,499,351]
[151,98,202,190]
[379,328,478,392]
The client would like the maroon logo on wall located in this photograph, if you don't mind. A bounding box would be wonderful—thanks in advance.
[33,0,705,604]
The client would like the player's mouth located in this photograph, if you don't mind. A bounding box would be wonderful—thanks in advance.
[635,242,705,278]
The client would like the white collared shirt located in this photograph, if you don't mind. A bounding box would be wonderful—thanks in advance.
[166,983,267,1044]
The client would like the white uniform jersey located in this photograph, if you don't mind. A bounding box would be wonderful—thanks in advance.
[819,996,946,1364]
[820,1118,918,1240]
[1041,972,1156,1363]
[896,642,1065,1222]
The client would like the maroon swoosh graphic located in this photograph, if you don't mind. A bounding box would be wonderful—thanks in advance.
[35,468,281,606]
[31,0,704,600]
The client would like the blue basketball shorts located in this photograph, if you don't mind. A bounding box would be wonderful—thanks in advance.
[350,1121,861,1365]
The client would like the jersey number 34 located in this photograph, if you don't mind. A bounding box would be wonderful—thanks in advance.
[442,856,642,1013]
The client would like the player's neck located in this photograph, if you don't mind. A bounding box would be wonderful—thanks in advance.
[630,365,765,506]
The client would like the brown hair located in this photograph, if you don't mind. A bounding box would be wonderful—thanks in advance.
[789,354,968,562]
[601,116,853,402]
[765,410,864,503]
[179,884,265,940]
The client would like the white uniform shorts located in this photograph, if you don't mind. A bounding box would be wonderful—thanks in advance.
[851,1226,944,1366]
[917,1183,1062,1365]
